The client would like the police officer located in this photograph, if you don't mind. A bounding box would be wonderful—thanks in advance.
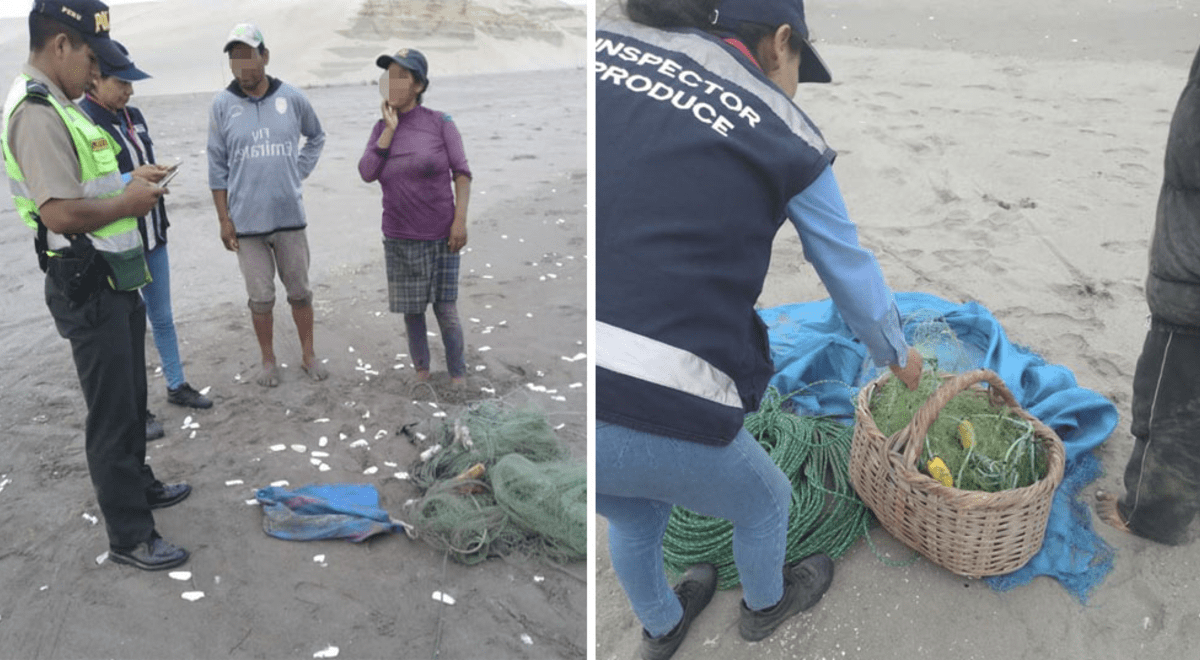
[2,0,190,570]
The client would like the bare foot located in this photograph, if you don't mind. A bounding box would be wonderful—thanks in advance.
[1095,490,1131,533]
[450,376,466,389]
[416,369,431,383]
[301,358,329,382]
[257,363,281,387]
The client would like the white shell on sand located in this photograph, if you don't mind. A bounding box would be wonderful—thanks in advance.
[181,591,204,602]
[313,646,339,659]
[431,591,455,605]
[169,571,191,581]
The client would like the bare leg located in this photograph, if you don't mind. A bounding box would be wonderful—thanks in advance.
[252,310,280,387]
[293,303,327,381]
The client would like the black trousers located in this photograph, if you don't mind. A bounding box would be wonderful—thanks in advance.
[45,274,156,549]
[1119,318,1200,545]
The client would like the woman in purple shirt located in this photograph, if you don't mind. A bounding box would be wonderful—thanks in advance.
[358,49,472,386]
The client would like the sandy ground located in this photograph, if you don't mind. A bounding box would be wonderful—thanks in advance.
[0,62,586,659]
[594,1,1200,659]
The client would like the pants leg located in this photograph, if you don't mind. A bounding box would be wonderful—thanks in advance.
[431,301,465,378]
[597,491,680,637]
[404,313,431,371]
[46,279,155,549]
[141,244,186,389]
[1120,320,1200,544]
[596,421,792,636]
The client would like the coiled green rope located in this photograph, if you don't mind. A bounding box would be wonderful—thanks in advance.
[661,387,877,589]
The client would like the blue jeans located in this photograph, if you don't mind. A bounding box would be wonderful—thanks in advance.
[141,244,186,390]
[596,421,792,637]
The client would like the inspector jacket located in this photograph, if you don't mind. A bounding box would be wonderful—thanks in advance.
[1147,45,1200,328]
[595,18,835,446]
[3,73,149,291]
[80,98,169,252]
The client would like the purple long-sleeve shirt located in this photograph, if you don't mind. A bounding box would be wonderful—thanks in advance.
[358,106,471,240]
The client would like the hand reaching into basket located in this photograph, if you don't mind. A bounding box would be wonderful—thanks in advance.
[889,346,924,391]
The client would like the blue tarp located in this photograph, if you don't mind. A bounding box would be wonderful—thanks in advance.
[255,484,404,543]
[759,292,1118,602]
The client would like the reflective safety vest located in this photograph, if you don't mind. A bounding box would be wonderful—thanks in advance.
[2,74,149,290]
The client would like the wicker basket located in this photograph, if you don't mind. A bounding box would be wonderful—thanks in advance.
[849,368,1066,578]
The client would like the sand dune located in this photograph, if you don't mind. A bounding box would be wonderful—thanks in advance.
[0,0,585,97]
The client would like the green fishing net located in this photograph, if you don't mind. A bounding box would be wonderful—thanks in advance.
[406,403,586,564]
[866,310,1049,492]
[662,388,873,589]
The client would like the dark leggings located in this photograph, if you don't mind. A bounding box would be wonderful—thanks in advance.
[1119,319,1200,544]
[404,301,466,378]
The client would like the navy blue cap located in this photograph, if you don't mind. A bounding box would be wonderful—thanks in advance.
[100,40,150,81]
[712,0,831,83]
[32,0,127,69]
[376,48,428,82]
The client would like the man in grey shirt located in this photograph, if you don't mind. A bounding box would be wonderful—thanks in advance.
[207,23,327,386]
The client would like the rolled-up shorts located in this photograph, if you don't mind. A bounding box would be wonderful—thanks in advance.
[236,228,313,313]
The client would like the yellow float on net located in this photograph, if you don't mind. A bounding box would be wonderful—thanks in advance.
[958,419,976,449]
[926,456,954,487]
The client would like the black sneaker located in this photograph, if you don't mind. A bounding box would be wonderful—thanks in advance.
[146,481,192,509]
[109,533,189,571]
[641,563,717,660]
[167,383,213,409]
[145,411,164,441]
[739,553,834,642]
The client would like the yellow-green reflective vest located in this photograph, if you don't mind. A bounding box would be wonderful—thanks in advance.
[2,74,149,291]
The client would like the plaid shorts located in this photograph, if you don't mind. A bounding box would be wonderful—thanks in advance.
[383,237,460,314]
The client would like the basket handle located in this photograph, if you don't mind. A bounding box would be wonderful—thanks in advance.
[898,368,1022,466]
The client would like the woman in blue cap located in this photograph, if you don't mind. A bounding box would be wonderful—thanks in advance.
[358,49,472,388]
[81,41,213,442]
[596,0,922,657]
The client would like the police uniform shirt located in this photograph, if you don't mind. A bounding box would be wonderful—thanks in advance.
[6,63,90,208]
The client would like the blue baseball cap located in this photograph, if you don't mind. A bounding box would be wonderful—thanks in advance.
[712,0,831,83]
[376,48,428,82]
[32,0,127,69]
[100,40,150,81]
